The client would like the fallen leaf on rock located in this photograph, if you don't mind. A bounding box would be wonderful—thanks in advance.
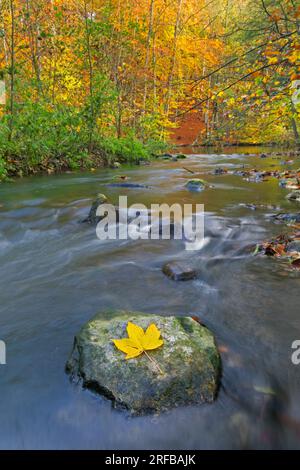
[291,257,300,269]
[113,322,164,373]
[218,345,229,354]
[191,315,205,326]
[114,321,163,358]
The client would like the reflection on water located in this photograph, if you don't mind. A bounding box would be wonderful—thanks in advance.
[0,147,300,449]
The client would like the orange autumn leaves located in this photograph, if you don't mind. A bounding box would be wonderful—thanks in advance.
[258,230,300,269]
[113,322,163,359]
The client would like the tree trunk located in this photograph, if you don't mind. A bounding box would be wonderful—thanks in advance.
[164,0,182,116]
[143,0,154,115]
[8,0,15,141]
[25,0,43,97]
[291,102,300,146]
[83,0,94,152]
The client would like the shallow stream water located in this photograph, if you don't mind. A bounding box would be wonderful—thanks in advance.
[0,146,300,449]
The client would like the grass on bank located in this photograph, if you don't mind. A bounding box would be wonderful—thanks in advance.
[0,103,167,182]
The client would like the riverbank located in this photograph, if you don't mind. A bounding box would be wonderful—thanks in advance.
[0,134,167,182]
[2,136,299,183]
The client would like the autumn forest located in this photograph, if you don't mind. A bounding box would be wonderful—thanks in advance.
[2,1,300,453]
[0,0,299,179]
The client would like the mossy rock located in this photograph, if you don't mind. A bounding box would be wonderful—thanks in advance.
[66,310,221,415]
[286,190,300,202]
[110,161,121,169]
[185,179,208,192]
[83,193,108,224]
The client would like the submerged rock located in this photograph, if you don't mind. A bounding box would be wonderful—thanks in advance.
[162,261,197,281]
[286,190,300,203]
[287,241,300,253]
[185,179,208,192]
[83,197,178,235]
[66,311,220,414]
[246,171,269,183]
[107,182,149,189]
[239,203,257,211]
[274,213,300,223]
[176,154,187,159]
[213,167,227,175]
[137,158,151,166]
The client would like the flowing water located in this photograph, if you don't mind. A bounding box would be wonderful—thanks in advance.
[0,147,300,449]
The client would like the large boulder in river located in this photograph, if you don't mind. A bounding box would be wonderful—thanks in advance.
[66,310,220,415]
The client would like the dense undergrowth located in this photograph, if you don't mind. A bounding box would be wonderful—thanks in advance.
[0,103,166,181]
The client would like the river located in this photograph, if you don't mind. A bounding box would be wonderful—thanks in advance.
[0,147,300,449]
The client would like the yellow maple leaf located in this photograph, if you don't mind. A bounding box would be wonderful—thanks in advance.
[113,322,165,375]
[113,322,163,359]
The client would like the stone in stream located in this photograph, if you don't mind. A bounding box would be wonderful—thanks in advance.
[274,213,300,223]
[137,158,151,166]
[239,203,257,211]
[286,241,300,253]
[162,261,198,281]
[286,190,300,203]
[110,161,121,169]
[213,167,227,175]
[82,193,108,224]
[107,182,149,189]
[66,311,220,414]
[83,196,179,236]
[176,154,187,159]
[185,179,208,192]
[246,171,268,183]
